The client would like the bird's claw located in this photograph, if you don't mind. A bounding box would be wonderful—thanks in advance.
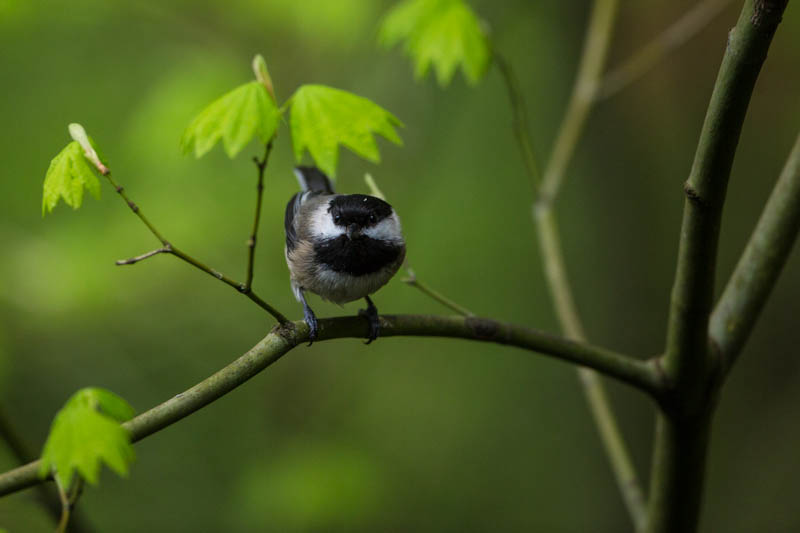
[303,306,318,346]
[359,297,380,344]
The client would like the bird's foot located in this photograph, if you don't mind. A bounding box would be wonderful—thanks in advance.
[303,304,318,346]
[359,296,380,344]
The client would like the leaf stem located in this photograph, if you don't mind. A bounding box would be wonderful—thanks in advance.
[102,172,289,324]
[596,0,735,101]
[245,141,274,290]
[710,130,800,373]
[55,477,82,533]
[0,312,665,498]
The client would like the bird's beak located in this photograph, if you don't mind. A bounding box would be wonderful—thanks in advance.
[346,223,360,239]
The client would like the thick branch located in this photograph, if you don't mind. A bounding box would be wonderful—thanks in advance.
[662,0,787,387]
[710,131,800,372]
[649,2,788,532]
[597,0,735,100]
[0,313,663,498]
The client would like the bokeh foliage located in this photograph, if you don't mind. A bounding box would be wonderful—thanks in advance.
[1,0,800,531]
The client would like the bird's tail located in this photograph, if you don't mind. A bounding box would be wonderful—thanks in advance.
[293,166,335,194]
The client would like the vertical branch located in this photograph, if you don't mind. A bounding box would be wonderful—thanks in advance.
[650,1,788,531]
[498,0,648,529]
[245,141,274,291]
[536,0,619,207]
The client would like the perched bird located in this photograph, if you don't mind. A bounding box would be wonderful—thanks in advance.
[284,166,406,343]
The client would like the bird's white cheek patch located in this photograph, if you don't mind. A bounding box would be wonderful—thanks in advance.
[310,203,345,239]
[364,213,402,242]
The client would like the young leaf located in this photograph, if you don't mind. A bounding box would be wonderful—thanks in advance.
[42,141,102,216]
[181,81,281,159]
[289,84,403,178]
[39,387,136,488]
[379,0,490,86]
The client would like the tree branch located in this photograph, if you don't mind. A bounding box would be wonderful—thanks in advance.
[710,130,800,373]
[496,0,648,528]
[494,53,542,188]
[536,0,619,208]
[102,172,289,324]
[649,1,788,531]
[662,0,787,389]
[0,313,663,498]
[596,0,735,101]
[245,141,274,290]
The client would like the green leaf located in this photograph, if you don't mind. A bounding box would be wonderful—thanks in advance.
[42,141,102,216]
[289,84,403,178]
[379,0,490,86]
[39,387,136,487]
[181,81,281,159]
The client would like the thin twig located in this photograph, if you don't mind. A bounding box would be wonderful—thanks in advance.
[536,0,620,208]
[363,174,475,319]
[102,172,289,324]
[55,477,82,533]
[0,312,665,498]
[494,53,542,188]
[495,0,647,528]
[116,246,171,265]
[402,268,475,317]
[596,0,735,101]
[710,130,800,373]
[245,141,274,290]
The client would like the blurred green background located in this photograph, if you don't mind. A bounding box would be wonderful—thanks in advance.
[1,0,799,531]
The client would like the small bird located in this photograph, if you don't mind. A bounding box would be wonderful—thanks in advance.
[284,166,406,343]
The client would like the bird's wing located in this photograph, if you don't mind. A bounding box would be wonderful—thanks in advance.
[284,192,304,253]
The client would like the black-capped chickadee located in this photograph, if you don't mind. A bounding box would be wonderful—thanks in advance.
[284,166,406,343]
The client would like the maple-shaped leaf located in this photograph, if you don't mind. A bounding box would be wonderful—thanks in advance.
[379,0,490,86]
[181,80,281,159]
[39,388,136,487]
[42,141,102,216]
[289,84,403,178]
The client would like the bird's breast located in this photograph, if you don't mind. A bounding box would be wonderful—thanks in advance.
[313,235,404,277]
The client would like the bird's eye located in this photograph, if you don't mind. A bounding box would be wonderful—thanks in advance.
[369,214,376,223]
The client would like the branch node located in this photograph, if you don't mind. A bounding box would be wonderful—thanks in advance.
[683,181,707,207]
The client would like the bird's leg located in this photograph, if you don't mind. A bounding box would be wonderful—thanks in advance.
[359,295,380,344]
[299,291,318,345]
